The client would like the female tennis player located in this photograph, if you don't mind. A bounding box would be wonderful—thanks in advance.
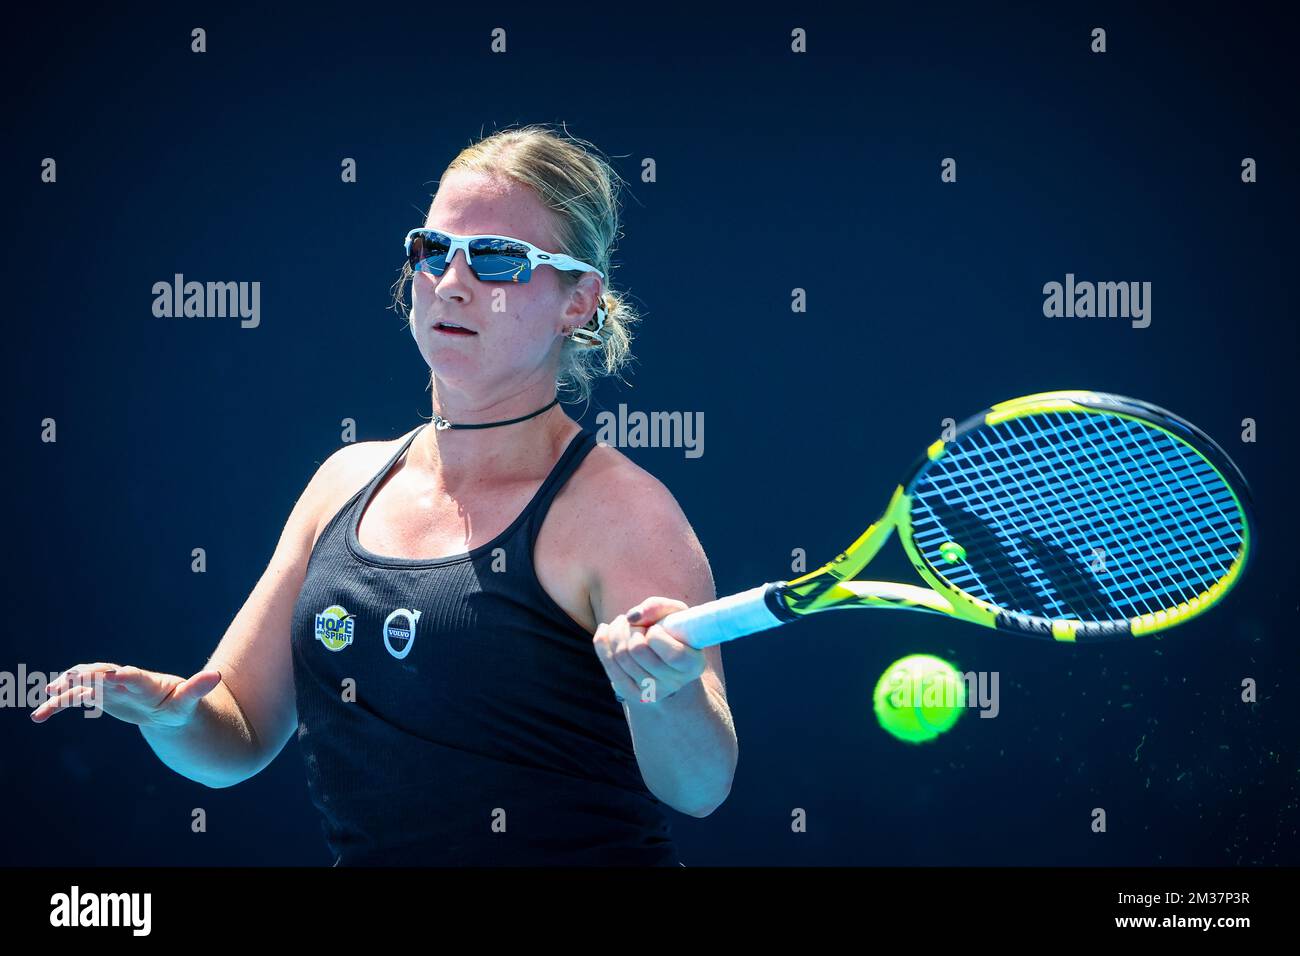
[31,125,735,866]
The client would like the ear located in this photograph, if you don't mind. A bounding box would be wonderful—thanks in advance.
[563,271,604,329]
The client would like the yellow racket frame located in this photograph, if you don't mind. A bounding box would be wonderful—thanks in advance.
[782,391,1253,642]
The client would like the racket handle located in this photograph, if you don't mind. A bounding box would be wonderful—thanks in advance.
[659,582,793,649]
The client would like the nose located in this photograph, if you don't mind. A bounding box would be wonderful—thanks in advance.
[429,247,476,305]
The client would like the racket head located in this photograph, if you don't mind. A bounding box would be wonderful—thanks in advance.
[896,391,1254,642]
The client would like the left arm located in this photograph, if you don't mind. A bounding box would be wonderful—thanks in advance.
[587,472,737,818]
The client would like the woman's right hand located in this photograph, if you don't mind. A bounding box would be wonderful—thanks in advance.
[29,663,223,729]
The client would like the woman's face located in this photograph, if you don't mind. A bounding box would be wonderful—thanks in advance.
[410,169,583,395]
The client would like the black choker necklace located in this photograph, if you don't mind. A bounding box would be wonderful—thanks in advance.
[430,396,560,431]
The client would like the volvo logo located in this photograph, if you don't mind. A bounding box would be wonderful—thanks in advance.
[383,608,423,660]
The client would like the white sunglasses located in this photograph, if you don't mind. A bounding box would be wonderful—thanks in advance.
[404,227,607,346]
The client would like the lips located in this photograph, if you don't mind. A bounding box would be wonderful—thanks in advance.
[434,322,477,336]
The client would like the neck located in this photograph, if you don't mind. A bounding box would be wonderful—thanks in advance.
[410,382,576,488]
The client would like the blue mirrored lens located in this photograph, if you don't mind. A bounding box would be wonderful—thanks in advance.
[409,231,450,275]
[468,238,532,282]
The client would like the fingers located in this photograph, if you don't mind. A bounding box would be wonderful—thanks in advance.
[615,614,681,684]
[593,618,659,701]
[32,662,186,724]
[620,607,702,675]
[625,596,688,626]
[44,662,121,698]
[642,624,705,674]
[593,613,699,705]
[169,669,223,710]
[97,665,150,695]
[30,681,104,723]
[592,636,642,703]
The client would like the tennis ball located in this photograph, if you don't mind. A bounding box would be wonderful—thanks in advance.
[872,654,966,744]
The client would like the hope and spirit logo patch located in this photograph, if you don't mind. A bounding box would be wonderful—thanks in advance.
[314,605,355,652]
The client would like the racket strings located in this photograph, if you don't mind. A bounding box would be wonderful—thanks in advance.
[981,416,1225,605]
[950,425,1125,618]
[1063,412,1237,597]
[971,417,1238,601]
[932,415,1240,617]
[909,411,1245,623]
[941,417,1236,618]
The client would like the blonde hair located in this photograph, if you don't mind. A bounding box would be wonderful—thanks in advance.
[392,123,640,406]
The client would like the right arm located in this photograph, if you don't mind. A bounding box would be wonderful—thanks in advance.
[147,447,351,787]
[33,444,355,789]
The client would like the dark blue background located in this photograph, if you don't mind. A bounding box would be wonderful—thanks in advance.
[4,2,1296,865]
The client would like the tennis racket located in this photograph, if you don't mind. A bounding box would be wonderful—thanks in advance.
[661,391,1254,648]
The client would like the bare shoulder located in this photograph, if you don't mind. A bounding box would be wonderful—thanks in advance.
[553,440,716,613]
[549,439,728,698]
[566,442,692,535]
[304,426,421,548]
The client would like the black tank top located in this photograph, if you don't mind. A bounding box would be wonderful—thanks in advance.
[289,424,680,865]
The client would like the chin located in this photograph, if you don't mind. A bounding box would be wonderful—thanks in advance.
[426,351,484,384]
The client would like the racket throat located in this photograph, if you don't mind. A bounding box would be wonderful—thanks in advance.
[785,488,910,614]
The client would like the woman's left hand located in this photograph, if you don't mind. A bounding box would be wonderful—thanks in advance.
[593,596,707,705]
